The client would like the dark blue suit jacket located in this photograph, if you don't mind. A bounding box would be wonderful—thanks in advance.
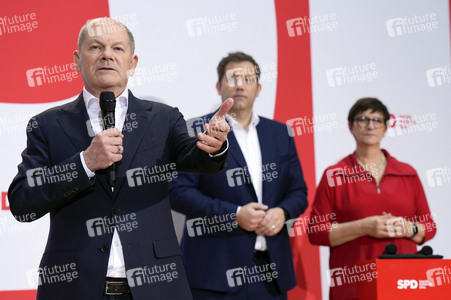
[169,114,308,293]
[8,92,227,300]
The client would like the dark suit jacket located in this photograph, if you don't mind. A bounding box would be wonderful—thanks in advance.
[8,92,227,300]
[169,114,308,293]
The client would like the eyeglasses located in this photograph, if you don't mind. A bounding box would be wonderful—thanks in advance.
[354,116,386,128]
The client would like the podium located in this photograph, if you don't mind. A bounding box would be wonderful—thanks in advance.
[357,258,451,299]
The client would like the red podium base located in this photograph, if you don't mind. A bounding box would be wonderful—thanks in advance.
[358,259,451,299]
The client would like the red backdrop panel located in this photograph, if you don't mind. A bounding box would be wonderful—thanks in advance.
[0,0,109,103]
[274,1,322,299]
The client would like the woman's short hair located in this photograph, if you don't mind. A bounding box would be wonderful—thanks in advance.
[348,97,390,126]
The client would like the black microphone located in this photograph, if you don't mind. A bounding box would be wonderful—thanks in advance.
[99,91,116,186]
[383,243,398,255]
[416,245,433,256]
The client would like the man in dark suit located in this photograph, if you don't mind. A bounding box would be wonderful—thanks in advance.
[169,52,308,299]
[8,18,233,300]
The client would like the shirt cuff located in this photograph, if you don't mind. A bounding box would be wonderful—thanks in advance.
[80,151,95,178]
[209,139,229,158]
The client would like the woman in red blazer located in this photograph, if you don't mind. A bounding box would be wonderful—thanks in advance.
[308,98,436,300]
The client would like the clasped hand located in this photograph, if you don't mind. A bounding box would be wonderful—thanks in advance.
[236,203,285,237]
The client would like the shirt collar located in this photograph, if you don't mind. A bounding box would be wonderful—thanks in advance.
[83,87,129,111]
[226,112,260,130]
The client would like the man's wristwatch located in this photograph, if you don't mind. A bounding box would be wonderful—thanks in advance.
[410,222,419,238]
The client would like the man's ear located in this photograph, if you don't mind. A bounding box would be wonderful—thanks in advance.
[73,50,81,72]
[216,81,221,95]
[130,54,138,70]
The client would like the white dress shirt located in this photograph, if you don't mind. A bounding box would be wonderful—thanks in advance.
[79,87,128,278]
[226,113,267,251]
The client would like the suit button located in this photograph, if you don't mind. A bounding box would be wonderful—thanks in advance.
[112,208,120,214]
[100,245,109,253]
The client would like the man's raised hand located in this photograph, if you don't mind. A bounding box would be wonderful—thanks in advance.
[196,98,234,154]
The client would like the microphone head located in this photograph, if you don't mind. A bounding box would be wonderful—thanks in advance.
[99,91,116,112]
[385,243,398,255]
[419,245,433,256]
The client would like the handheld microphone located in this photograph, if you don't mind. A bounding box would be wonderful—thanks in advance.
[99,91,116,186]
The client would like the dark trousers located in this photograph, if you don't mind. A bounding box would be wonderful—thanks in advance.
[191,251,287,300]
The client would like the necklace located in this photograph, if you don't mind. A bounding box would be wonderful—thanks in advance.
[356,152,386,175]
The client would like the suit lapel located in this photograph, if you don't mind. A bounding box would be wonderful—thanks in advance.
[256,119,274,206]
[113,93,154,198]
[57,93,113,196]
